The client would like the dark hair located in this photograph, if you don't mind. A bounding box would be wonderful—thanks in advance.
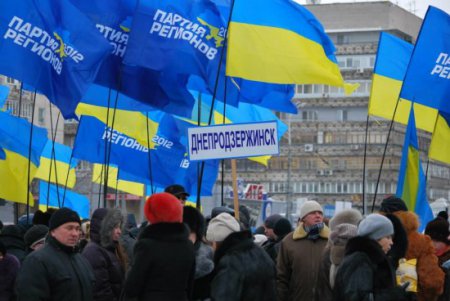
[438,211,449,221]
[0,240,6,255]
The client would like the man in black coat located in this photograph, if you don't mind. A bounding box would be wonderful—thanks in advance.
[16,208,95,301]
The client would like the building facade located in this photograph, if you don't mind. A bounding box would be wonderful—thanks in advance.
[218,2,450,217]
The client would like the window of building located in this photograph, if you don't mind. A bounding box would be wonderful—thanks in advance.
[6,77,15,84]
[38,108,45,124]
[301,110,318,121]
[337,109,348,121]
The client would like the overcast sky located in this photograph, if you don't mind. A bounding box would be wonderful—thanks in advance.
[296,0,450,18]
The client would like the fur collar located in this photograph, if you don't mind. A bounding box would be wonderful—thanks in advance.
[392,211,419,233]
[214,230,253,264]
[139,222,189,242]
[345,236,386,264]
[292,222,330,240]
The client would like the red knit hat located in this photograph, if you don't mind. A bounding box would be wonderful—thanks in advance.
[144,193,183,224]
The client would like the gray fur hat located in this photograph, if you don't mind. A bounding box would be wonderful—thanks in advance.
[358,214,394,241]
[329,209,363,231]
[206,213,240,242]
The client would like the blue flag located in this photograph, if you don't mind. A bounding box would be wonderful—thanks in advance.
[0,85,10,109]
[400,6,450,114]
[73,0,196,117]
[124,0,225,81]
[0,0,112,119]
[39,181,90,219]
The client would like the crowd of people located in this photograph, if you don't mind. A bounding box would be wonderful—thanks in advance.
[1,188,450,301]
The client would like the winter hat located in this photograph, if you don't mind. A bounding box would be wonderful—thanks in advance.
[438,211,449,221]
[273,218,292,237]
[299,201,323,220]
[144,193,183,224]
[164,184,190,198]
[254,234,268,246]
[380,196,408,213]
[329,209,363,231]
[24,224,49,248]
[90,208,109,239]
[358,214,394,241]
[329,223,358,246]
[206,213,240,242]
[425,218,450,244]
[211,206,235,219]
[183,206,206,240]
[264,214,283,229]
[0,240,6,255]
[49,208,81,231]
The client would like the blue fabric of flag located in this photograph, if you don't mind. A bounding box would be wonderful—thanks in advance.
[0,111,47,166]
[400,6,450,114]
[41,141,77,167]
[0,0,112,119]
[39,181,90,219]
[72,0,196,117]
[0,85,10,108]
[124,0,225,81]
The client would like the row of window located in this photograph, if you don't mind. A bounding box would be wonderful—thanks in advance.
[295,80,372,97]
[270,181,395,194]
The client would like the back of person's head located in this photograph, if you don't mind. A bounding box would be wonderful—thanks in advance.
[211,206,234,219]
[425,218,450,245]
[329,209,363,231]
[357,214,394,241]
[264,214,283,229]
[206,213,241,242]
[437,211,449,221]
[24,224,49,250]
[0,240,6,256]
[0,224,25,239]
[144,193,183,224]
[90,208,109,241]
[183,206,206,242]
[380,196,408,214]
[273,218,292,239]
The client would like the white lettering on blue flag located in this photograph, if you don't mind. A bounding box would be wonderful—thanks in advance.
[150,9,223,60]
[3,16,85,75]
[430,52,450,79]
[188,121,279,161]
[96,24,128,58]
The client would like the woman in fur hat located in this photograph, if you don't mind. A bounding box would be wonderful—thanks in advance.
[334,214,414,301]
[82,208,127,301]
[123,193,195,301]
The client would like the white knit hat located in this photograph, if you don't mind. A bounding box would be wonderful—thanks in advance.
[299,201,323,220]
[206,213,240,242]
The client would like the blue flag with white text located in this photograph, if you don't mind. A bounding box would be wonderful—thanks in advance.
[0,0,112,119]
[73,0,196,117]
[400,6,450,114]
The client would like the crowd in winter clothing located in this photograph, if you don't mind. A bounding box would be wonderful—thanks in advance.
[2,191,450,301]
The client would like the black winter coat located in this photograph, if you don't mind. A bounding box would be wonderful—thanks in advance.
[16,235,95,301]
[82,209,125,301]
[211,230,276,301]
[123,223,195,301]
[333,236,412,301]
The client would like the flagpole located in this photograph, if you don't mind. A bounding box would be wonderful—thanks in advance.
[220,80,228,207]
[362,114,370,215]
[61,154,73,207]
[26,89,37,224]
[196,0,236,210]
[14,82,24,224]
[145,112,155,194]
[47,105,62,207]
[371,97,401,212]
[102,87,113,207]
[425,114,440,181]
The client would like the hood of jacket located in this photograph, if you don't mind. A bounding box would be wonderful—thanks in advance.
[392,210,419,234]
[90,208,123,248]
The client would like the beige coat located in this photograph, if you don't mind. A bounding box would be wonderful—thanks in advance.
[276,223,329,301]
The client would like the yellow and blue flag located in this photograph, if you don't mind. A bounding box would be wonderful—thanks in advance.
[400,6,450,114]
[0,0,112,119]
[39,181,90,219]
[369,32,437,132]
[396,108,433,231]
[34,141,77,188]
[92,164,145,197]
[226,0,357,93]
[0,111,48,205]
[429,112,450,165]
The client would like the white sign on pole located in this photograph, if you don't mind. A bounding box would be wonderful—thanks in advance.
[188,121,279,161]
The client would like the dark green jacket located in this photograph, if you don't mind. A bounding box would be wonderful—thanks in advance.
[16,235,95,301]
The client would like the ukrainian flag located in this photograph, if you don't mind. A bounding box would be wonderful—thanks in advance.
[35,141,77,188]
[396,108,433,231]
[429,112,450,165]
[226,0,357,93]
[92,163,145,197]
[369,32,437,132]
[0,111,47,205]
[39,181,90,219]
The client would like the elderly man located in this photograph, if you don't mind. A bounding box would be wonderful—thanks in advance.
[277,200,329,301]
[16,208,94,301]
